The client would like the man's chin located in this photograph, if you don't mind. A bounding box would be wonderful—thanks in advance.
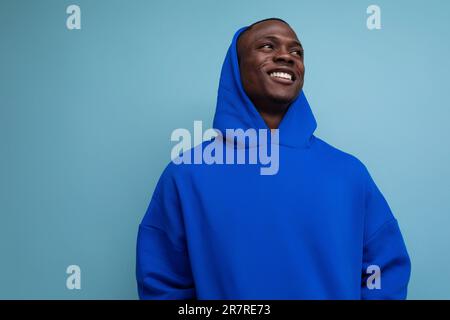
[267,92,298,106]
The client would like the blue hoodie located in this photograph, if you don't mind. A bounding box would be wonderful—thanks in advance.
[136,26,411,300]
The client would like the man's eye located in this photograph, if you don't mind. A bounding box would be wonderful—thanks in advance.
[292,50,304,56]
[261,44,273,49]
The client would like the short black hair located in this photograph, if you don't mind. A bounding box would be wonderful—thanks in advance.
[238,18,290,41]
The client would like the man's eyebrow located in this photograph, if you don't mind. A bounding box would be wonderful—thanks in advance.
[254,35,303,48]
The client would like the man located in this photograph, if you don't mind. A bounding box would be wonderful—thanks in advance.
[136,18,411,299]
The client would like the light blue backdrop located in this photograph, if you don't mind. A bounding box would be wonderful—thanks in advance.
[1,0,449,299]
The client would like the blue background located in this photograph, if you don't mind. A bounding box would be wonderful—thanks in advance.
[1,0,449,299]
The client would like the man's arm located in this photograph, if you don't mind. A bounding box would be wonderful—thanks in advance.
[136,169,196,300]
[360,168,411,299]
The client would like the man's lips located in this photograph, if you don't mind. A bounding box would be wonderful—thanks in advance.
[266,68,296,85]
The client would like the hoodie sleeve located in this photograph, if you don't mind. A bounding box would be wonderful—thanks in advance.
[136,168,196,300]
[360,168,411,300]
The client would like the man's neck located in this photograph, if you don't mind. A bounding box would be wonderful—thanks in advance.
[259,110,285,130]
[251,97,291,130]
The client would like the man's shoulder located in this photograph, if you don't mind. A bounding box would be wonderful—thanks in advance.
[161,139,214,179]
[312,135,370,176]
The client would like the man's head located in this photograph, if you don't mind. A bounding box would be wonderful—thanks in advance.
[237,18,304,116]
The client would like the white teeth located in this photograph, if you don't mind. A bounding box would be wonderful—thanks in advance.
[269,72,292,80]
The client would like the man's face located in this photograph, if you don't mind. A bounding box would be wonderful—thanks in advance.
[237,20,305,110]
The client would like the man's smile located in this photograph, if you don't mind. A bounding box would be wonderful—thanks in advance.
[267,68,296,85]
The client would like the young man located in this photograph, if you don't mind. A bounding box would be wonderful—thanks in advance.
[136,18,411,299]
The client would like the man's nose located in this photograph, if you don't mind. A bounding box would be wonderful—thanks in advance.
[273,49,294,65]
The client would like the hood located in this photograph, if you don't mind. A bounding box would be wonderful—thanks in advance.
[212,26,317,148]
